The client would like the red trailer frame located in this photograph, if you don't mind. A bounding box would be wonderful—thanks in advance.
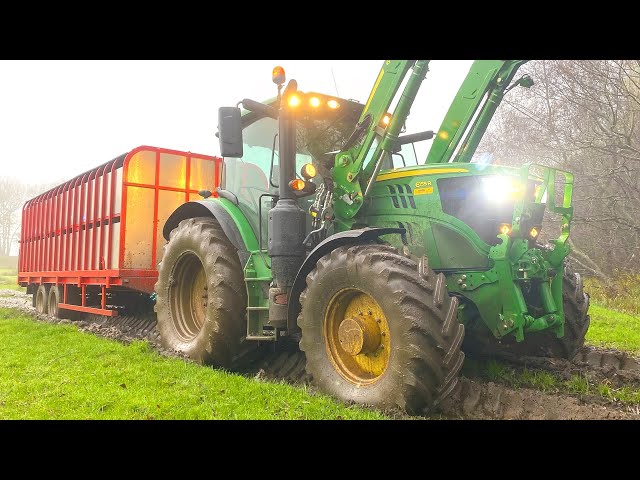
[18,146,222,316]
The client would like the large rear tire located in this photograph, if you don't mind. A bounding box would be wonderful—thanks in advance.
[298,244,465,414]
[155,217,246,367]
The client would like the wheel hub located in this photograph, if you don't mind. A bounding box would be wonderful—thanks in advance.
[324,288,390,385]
[338,316,382,356]
[169,251,208,342]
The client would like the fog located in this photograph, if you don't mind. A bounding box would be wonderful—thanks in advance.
[0,60,473,185]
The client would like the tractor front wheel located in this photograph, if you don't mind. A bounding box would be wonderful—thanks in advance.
[514,265,590,359]
[155,217,247,367]
[298,244,465,414]
[464,264,590,360]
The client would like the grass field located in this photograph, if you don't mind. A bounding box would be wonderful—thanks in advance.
[0,308,384,420]
[585,305,640,355]
[583,274,640,354]
[0,272,637,419]
[0,269,25,292]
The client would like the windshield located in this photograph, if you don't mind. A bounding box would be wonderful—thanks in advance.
[222,105,361,246]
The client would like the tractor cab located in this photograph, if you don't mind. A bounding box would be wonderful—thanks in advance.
[219,92,363,245]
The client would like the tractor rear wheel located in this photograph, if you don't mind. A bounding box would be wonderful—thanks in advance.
[155,217,246,367]
[298,244,465,414]
[35,285,49,314]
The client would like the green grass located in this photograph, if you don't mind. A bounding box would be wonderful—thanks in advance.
[580,274,640,355]
[0,308,385,420]
[473,358,561,393]
[585,304,640,355]
[0,272,26,292]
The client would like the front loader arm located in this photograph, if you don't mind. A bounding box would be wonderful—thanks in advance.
[426,60,528,164]
[331,59,528,224]
[333,60,429,221]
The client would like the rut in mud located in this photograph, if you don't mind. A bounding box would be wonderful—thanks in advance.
[1,289,638,419]
[440,378,637,419]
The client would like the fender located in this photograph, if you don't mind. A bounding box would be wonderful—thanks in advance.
[163,198,259,266]
[287,227,405,326]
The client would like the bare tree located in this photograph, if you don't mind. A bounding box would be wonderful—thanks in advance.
[0,178,49,257]
[479,60,640,279]
[0,178,30,256]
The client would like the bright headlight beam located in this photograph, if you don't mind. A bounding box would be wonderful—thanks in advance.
[483,176,522,203]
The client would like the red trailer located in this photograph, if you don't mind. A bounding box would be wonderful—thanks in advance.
[18,146,222,317]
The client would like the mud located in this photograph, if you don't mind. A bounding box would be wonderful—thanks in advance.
[439,378,637,419]
[1,289,638,420]
[470,347,640,388]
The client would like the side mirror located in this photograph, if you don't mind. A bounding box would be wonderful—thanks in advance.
[218,107,243,158]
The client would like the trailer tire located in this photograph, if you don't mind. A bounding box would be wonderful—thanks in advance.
[35,285,49,314]
[155,217,246,367]
[47,286,62,318]
[298,245,465,414]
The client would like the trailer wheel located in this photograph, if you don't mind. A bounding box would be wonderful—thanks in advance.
[298,245,465,414]
[47,286,62,318]
[155,217,246,367]
[35,285,49,315]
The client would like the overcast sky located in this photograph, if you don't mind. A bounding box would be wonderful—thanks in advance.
[0,60,473,186]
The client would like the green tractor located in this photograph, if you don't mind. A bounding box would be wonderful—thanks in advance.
[155,61,590,413]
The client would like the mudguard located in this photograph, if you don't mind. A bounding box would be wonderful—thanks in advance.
[163,199,258,265]
[287,227,405,326]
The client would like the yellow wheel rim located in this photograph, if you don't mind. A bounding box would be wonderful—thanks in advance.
[324,288,390,386]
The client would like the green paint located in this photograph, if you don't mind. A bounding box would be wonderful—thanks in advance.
[207,198,273,337]
[356,162,573,341]
[207,60,578,349]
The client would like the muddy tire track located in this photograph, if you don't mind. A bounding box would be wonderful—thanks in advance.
[470,347,640,388]
[439,378,637,419]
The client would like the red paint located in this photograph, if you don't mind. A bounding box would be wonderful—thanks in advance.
[18,146,222,315]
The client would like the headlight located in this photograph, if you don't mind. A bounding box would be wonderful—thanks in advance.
[482,175,522,203]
